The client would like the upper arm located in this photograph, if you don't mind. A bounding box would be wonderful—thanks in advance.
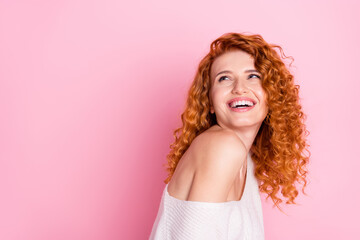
[187,131,247,202]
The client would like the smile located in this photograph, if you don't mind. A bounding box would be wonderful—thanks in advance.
[230,100,254,108]
[228,104,255,112]
[227,97,257,112]
[227,97,256,107]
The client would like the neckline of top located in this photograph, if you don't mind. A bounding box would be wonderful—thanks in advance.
[164,152,252,206]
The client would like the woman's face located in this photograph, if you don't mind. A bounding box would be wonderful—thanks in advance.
[209,49,268,131]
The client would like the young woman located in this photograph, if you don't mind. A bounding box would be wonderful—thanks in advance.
[149,32,309,240]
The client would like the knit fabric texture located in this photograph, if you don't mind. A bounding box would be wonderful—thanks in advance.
[149,152,265,240]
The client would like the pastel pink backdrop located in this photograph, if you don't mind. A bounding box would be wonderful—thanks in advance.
[1,0,359,239]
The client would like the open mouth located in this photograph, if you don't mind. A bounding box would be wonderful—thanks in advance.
[228,100,256,109]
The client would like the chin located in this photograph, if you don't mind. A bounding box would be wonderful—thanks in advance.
[230,120,263,129]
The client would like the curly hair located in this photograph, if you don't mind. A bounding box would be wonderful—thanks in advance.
[163,32,310,211]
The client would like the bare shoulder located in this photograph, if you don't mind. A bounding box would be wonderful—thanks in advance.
[187,127,247,202]
[191,128,246,165]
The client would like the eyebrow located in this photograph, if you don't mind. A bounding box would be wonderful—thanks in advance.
[215,69,260,77]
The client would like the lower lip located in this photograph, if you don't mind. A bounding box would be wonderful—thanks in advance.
[228,105,256,112]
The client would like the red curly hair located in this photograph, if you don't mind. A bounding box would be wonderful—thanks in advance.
[163,32,310,211]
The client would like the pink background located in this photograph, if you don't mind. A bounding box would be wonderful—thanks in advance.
[1,0,359,239]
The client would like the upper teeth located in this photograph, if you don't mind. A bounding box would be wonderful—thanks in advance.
[230,100,254,108]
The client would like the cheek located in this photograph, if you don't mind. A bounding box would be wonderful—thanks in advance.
[253,86,267,102]
[253,87,268,112]
[210,88,224,104]
[260,91,269,113]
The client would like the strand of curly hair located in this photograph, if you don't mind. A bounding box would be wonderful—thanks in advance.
[162,32,310,212]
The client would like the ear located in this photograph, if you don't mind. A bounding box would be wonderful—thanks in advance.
[209,99,215,114]
[208,89,215,113]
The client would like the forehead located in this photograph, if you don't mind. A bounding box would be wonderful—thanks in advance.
[210,50,255,78]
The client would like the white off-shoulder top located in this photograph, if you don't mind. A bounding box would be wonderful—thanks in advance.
[149,152,265,240]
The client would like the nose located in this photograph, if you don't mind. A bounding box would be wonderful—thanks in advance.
[231,79,248,94]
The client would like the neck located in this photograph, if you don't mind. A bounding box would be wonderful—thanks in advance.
[216,123,262,153]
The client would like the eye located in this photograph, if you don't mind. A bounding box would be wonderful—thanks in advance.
[248,74,261,79]
[218,76,230,82]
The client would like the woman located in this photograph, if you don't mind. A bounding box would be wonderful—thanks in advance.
[149,32,309,240]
